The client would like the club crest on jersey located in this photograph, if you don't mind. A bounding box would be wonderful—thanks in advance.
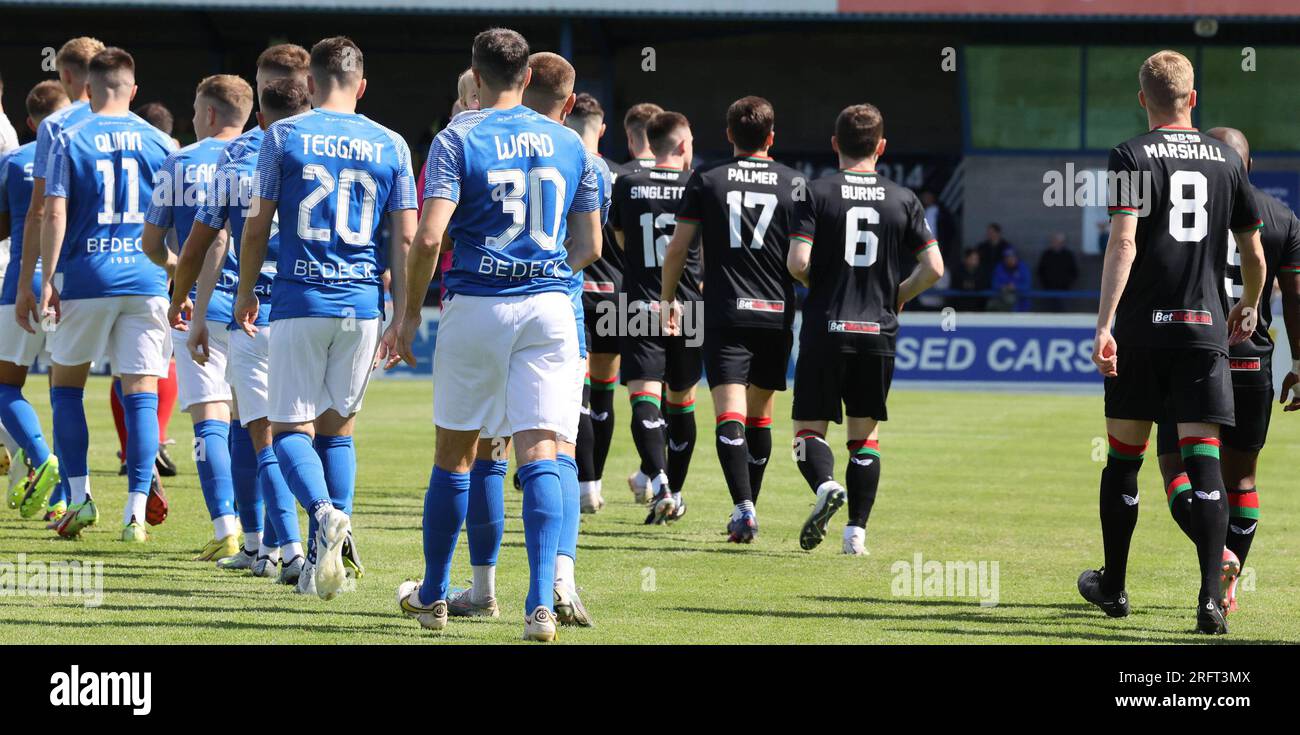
[828,320,881,334]
[736,298,784,313]
[1229,357,1262,371]
[1151,309,1212,325]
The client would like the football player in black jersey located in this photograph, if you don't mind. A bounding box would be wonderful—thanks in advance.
[567,93,625,514]
[787,104,943,555]
[1152,127,1300,617]
[660,96,801,543]
[611,111,704,525]
[1081,51,1266,635]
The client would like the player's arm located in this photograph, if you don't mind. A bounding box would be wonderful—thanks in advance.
[1277,219,1300,410]
[170,221,223,327]
[187,231,228,365]
[376,207,417,369]
[659,219,698,336]
[38,194,68,322]
[613,226,625,252]
[390,197,454,369]
[1092,213,1138,377]
[140,222,178,277]
[15,177,47,332]
[565,209,602,271]
[898,244,945,309]
[787,235,812,287]
[234,197,274,335]
[1227,228,1265,345]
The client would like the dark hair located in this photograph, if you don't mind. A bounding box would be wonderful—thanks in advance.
[25,80,68,121]
[726,95,774,152]
[260,77,311,118]
[834,103,883,160]
[310,36,363,85]
[257,43,310,77]
[88,47,136,88]
[623,102,662,138]
[525,52,574,105]
[134,101,173,134]
[570,92,603,121]
[472,28,530,90]
[646,111,689,158]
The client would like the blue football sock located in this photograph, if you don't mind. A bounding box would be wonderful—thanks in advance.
[121,392,158,496]
[257,446,301,545]
[0,384,51,465]
[314,434,355,515]
[557,452,580,562]
[466,458,507,566]
[419,466,470,605]
[518,459,563,613]
[229,422,261,532]
[260,494,280,549]
[273,431,331,518]
[192,419,235,521]
[50,435,69,506]
[50,387,89,481]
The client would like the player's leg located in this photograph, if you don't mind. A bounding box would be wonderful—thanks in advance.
[573,367,599,511]
[841,354,893,554]
[1077,416,1151,617]
[0,354,60,518]
[1154,421,1195,542]
[314,409,358,579]
[449,436,507,617]
[109,377,127,474]
[714,382,755,542]
[745,387,775,504]
[554,436,593,626]
[587,351,618,489]
[1219,446,1257,614]
[513,428,563,640]
[790,338,845,550]
[661,336,704,521]
[155,358,179,476]
[626,377,668,510]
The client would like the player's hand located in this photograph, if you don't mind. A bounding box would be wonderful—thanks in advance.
[388,314,421,369]
[661,299,681,337]
[168,296,193,331]
[13,284,39,335]
[38,281,61,333]
[376,319,403,370]
[233,293,260,337]
[187,320,210,366]
[1092,327,1118,378]
[1280,370,1300,412]
[1226,302,1258,346]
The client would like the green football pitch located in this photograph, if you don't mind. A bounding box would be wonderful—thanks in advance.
[1,375,1297,644]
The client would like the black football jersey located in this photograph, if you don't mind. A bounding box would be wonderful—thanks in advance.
[1226,186,1300,384]
[582,157,629,301]
[611,165,704,305]
[1108,127,1261,353]
[792,169,937,355]
[676,155,800,330]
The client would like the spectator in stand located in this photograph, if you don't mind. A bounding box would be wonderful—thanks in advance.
[991,246,1032,312]
[1036,232,1079,312]
[919,189,956,265]
[949,247,988,312]
[975,222,1010,284]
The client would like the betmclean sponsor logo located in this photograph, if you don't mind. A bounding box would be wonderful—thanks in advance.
[1229,358,1262,371]
[735,298,784,313]
[493,132,554,160]
[49,665,151,715]
[582,280,615,294]
[1152,309,1212,325]
[828,320,881,334]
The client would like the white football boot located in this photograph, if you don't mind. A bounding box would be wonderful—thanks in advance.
[397,580,448,631]
[842,525,869,556]
[523,605,558,642]
[313,508,351,600]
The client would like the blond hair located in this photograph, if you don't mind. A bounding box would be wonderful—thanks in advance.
[56,37,106,75]
[1140,50,1194,115]
[197,74,254,126]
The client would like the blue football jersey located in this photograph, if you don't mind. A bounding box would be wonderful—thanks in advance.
[145,136,233,324]
[253,108,416,321]
[567,151,614,358]
[195,135,278,330]
[45,112,175,300]
[423,105,601,298]
[32,100,91,181]
[0,143,41,305]
[220,126,263,166]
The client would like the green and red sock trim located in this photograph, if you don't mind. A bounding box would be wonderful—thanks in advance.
[1178,436,1221,459]
[1228,487,1260,520]
[590,375,617,391]
[1108,206,1139,217]
[716,411,745,428]
[630,391,661,408]
[745,416,772,429]
[1281,264,1300,274]
[792,232,815,246]
[847,438,880,458]
[665,398,695,415]
[795,428,824,439]
[1107,435,1147,461]
[915,239,939,254]
[1166,472,1192,509]
[1233,219,1265,233]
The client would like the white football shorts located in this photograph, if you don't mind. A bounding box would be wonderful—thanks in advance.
[268,316,380,424]
[49,294,172,377]
[173,323,231,409]
[433,290,579,441]
[0,304,48,366]
[227,325,271,426]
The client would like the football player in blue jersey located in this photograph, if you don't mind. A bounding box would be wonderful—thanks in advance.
[436,52,609,630]
[0,81,69,520]
[235,36,417,601]
[39,48,177,541]
[142,74,255,564]
[390,28,603,642]
[174,75,313,586]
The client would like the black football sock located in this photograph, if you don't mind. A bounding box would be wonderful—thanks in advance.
[1164,472,1195,542]
[715,413,752,506]
[664,397,696,493]
[588,377,617,479]
[1098,436,1145,596]
[629,392,667,479]
[793,429,835,493]
[1226,487,1259,566]
[845,439,881,528]
[575,379,597,483]
[1180,437,1228,600]
[745,417,772,504]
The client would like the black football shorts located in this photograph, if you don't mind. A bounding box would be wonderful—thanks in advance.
[1105,347,1234,426]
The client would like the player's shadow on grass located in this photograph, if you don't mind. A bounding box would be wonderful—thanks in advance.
[807,594,1188,612]
[500,539,793,559]
[883,624,1285,644]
